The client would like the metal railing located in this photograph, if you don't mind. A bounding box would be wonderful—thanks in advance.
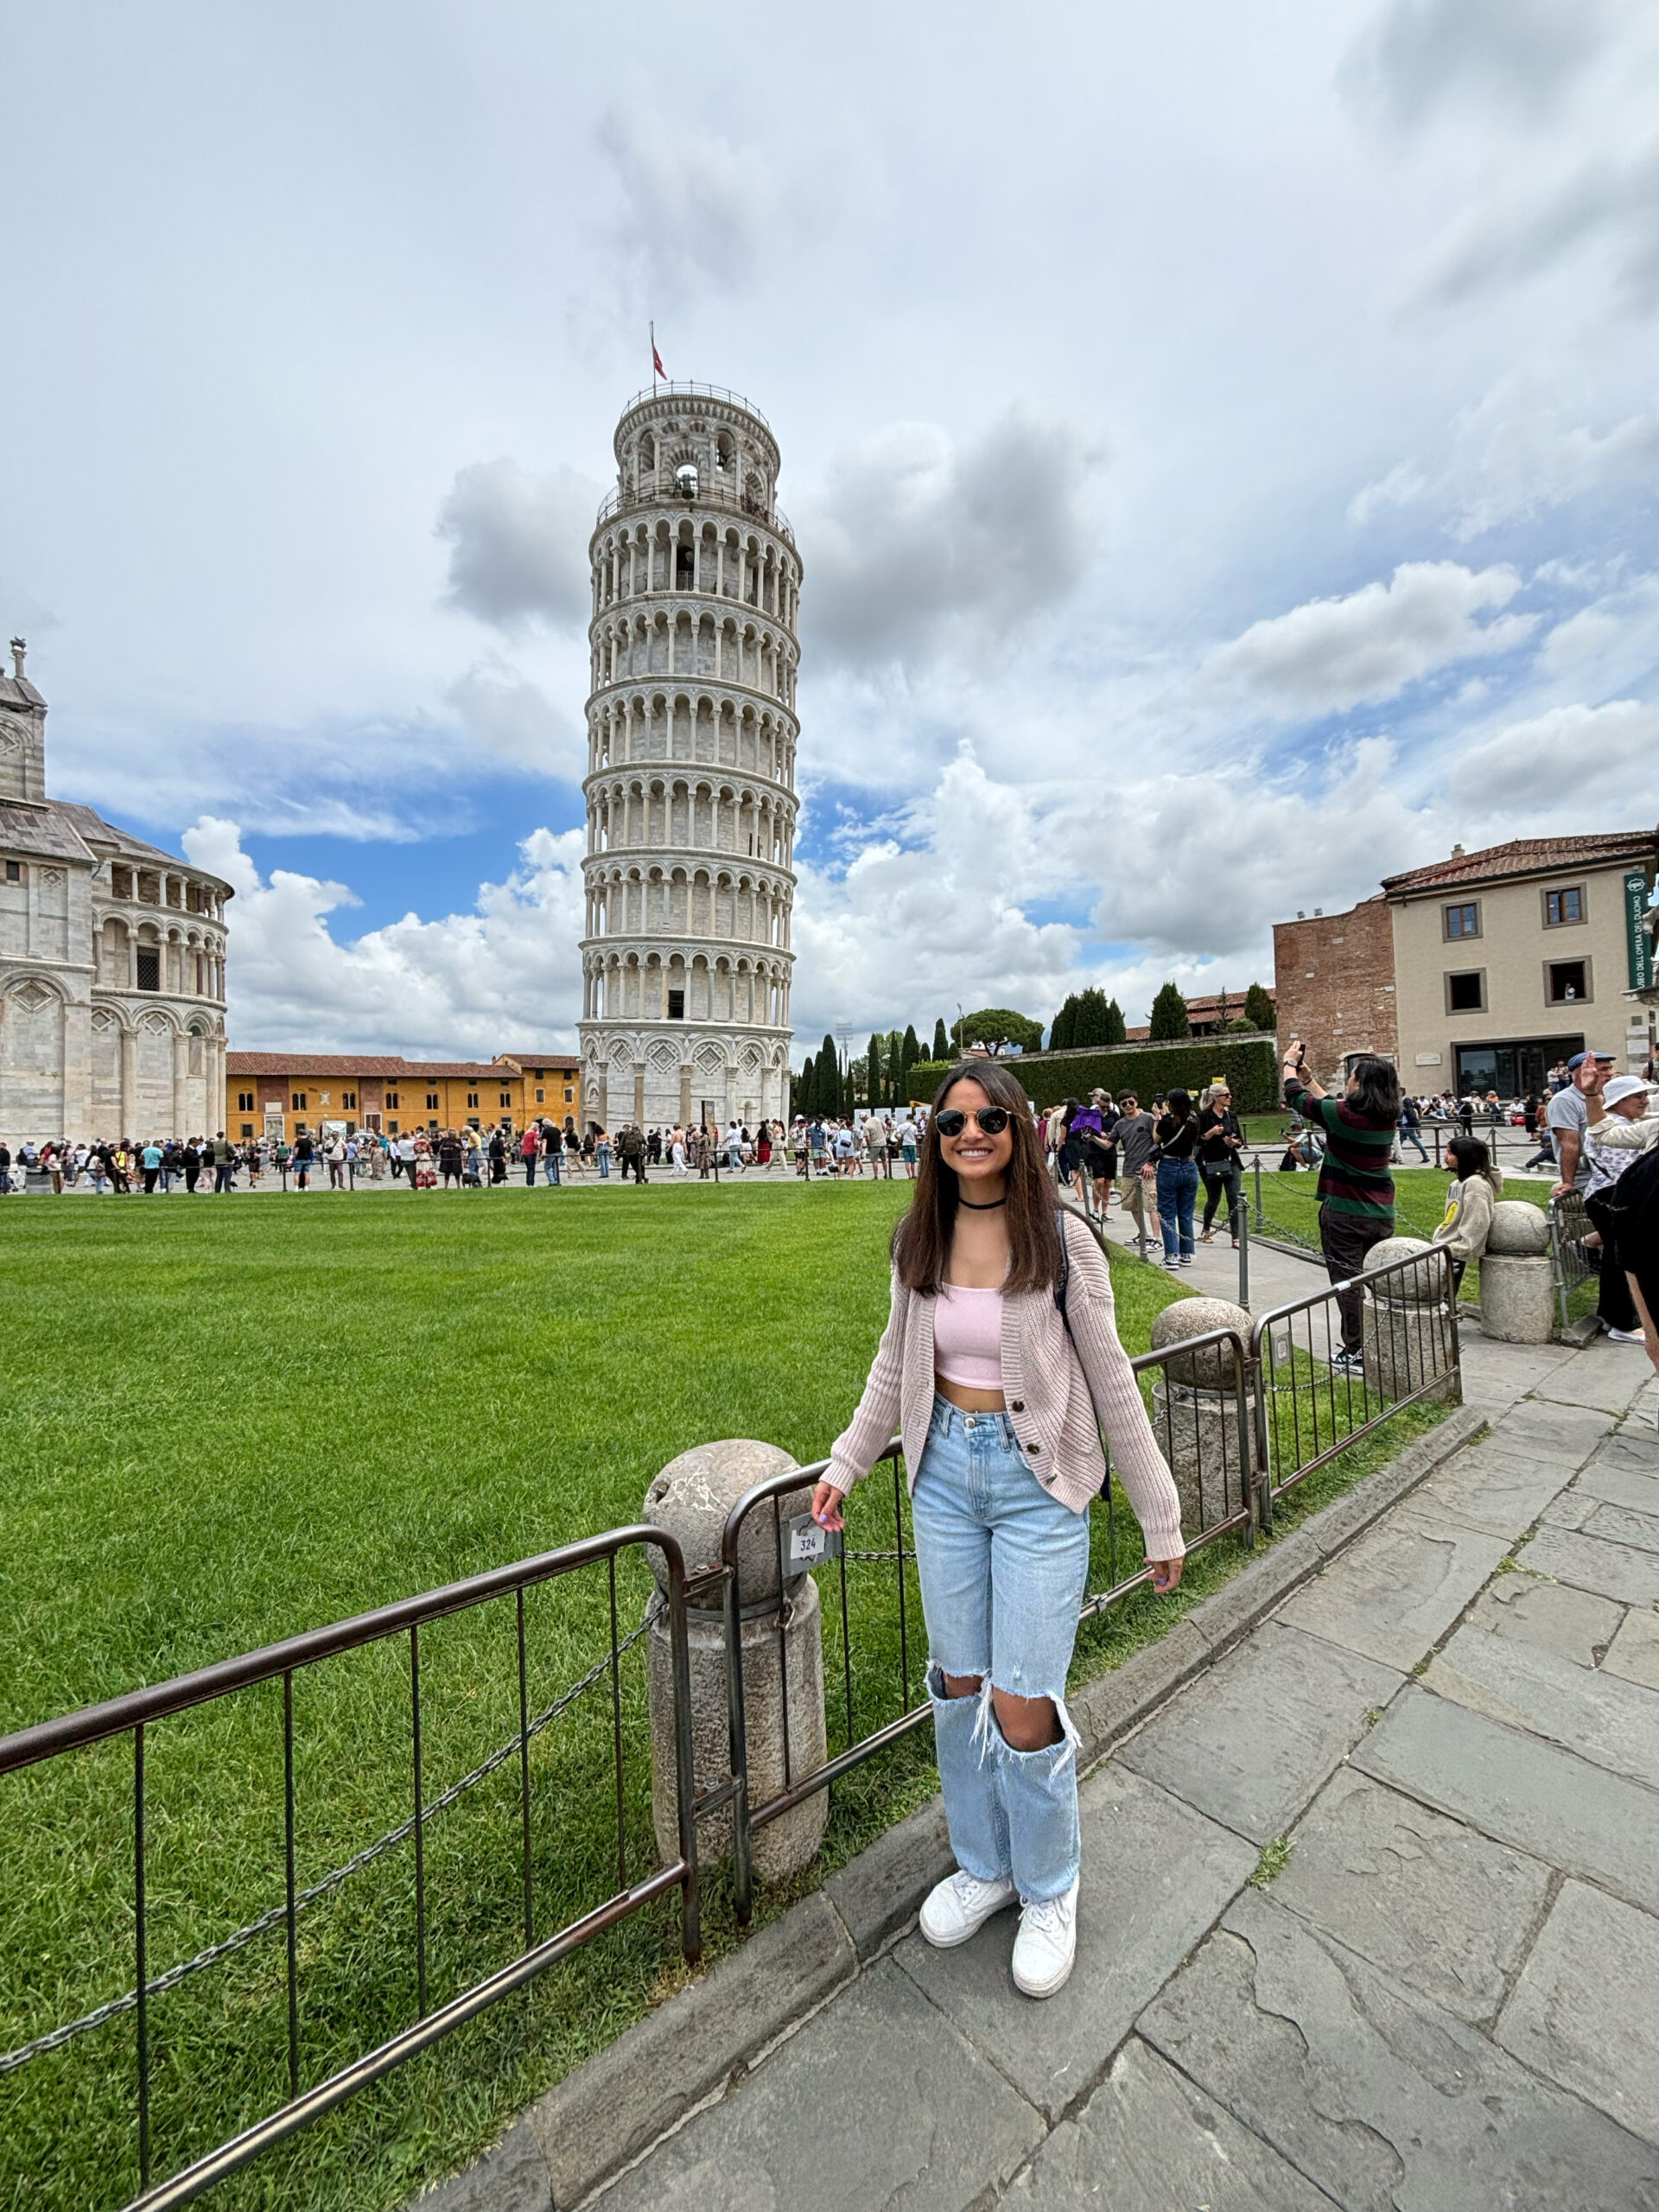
[1251,1242,1459,1526]
[3,1239,1464,2206]
[0,1528,706,2212]
[593,474,796,549]
[1548,1190,1600,1333]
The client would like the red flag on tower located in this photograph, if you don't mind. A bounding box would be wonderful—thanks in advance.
[651,323,665,380]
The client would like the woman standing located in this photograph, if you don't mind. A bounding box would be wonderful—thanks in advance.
[811,1059,1184,1999]
[595,1126,613,1179]
[1150,1087,1201,1268]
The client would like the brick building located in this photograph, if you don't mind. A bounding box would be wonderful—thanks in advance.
[1271,898,1398,1080]
[225,1052,581,1144]
[1273,830,1658,1093]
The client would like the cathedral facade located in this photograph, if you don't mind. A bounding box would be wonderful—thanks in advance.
[577,385,798,1129]
[0,645,232,1143]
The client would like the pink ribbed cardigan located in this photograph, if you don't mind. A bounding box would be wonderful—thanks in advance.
[827,1212,1185,1557]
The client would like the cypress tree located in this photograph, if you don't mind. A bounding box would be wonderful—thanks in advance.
[1148,982,1190,1040]
[1103,996,1127,1046]
[867,1033,883,1107]
[932,1017,950,1061]
[1243,982,1276,1033]
[1049,993,1078,1051]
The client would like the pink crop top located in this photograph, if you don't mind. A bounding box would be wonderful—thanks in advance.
[932,1285,1004,1390]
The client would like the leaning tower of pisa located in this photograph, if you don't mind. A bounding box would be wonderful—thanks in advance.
[578,384,798,1132]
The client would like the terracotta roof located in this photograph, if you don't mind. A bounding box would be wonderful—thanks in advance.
[495,1052,581,1071]
[1382,831,1656,896]
[226,1053,513,1079]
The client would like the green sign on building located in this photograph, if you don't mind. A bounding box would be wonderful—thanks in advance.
[1627,870,1655,991]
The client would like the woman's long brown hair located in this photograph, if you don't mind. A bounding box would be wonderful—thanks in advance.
[892,1059,1063,1294]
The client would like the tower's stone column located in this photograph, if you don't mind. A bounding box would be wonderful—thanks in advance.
[576,385,798,1134]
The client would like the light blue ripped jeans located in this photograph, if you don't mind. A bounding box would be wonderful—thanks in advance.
[912,1396,1091,1902]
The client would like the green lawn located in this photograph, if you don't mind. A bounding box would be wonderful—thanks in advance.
[0,1185,1450,2212]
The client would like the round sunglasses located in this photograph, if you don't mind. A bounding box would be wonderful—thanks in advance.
[933,1106,1011,1136]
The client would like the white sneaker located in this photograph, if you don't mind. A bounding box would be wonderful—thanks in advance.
[918,1867,1017,1948]
[1012,1877,1080,1998]
[1605,1327,1645,1345]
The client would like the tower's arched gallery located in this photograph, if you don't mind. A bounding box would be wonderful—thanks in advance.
[0,645,232,1142]
[578,385,797,1129]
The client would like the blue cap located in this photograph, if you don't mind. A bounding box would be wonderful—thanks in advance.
[1566,1050,1616,1070]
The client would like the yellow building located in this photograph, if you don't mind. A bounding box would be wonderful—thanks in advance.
[224,1052,581,1143]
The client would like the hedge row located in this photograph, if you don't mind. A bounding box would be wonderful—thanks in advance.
[906,1038,1280,1114]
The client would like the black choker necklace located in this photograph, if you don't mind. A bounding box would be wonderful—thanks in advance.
[957,1194,1007,1210]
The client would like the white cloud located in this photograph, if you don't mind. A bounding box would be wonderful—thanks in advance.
[1448,697,1659,814]
[1425,140,1659,315]
[435,458,598,632]
[1349,384,1659,540]
[1200,561,1534,715]
[183,816,587,1059]
[444,663,583,779]
[798,410,1103,670]
[1343,0,1621,129]
[592,111,769,318]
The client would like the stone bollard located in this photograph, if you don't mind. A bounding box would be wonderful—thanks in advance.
[642,1440,829,1883]
[1148,1297,1255,1534]
[1478,1200,1555,1344]
[1360,1236,1459,1403]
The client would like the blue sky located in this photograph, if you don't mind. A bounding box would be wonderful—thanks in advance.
[3,0,1658,1059]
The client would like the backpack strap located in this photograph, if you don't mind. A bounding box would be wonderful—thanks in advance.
[1054,1209,1071,1331]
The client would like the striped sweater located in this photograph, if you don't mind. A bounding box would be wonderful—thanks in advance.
[1285,1079,1395,1223]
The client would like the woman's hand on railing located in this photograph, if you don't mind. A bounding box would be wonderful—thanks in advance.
[811,1479,847,1532]
[1147,1555,1184,1593]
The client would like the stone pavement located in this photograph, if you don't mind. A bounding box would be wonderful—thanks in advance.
[516,1324,1659,2211]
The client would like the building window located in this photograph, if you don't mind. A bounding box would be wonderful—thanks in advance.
[342,1090,357,1109]
[668,988,686,1020]
[237,1091,254,1112]
[239,1122,254,1138]
[111,865,130,898]
[426,1093,439,1109]
[385,1090,399,1108]
[535,1087,545,1103]
[467,1090,479,1108]
[532,1068,544,1080]
[136,949,161,991]
[3,860,19,883]
[388,1119,399,1135]
[1547,958,1590,1005]
[1443,900,1480,941]
[498,1090,512,1106]
[564,1086,575,1103]
[1446,970,1485,1014]
[292,1091,308,1109]
[1544,886,1585,928]
[295,1122,308,1135]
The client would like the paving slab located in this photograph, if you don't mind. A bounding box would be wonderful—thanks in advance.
[893,1764,1255,2120]
[1116,1619,1401,1847]
[525,1892,855,2209]
[1576,1458,1659,1512]
[1354,1684,1659,1914]
[1586,1424,1659,1478]
[1275,1508,1510,1672]
[590,1958,1043,2212]
[1579,1497,1659,1554]
[1425,1620,1659,1787]
[1497,1878,1659,2149]
[1003,2037,1338,2211]
[1466,1573,1624,1667]
[1604,1607,1659,1691]
[1522,1525,1659,1607]
[1138,1887,1659,2212]
[1407,1445,1576,1541]
[1269,1765,1550,2024]
[1485,1397,1614,1464]
[418,2120,550,2211]
[1532,1346,1652,1415]
[1540,1488,1600,1530]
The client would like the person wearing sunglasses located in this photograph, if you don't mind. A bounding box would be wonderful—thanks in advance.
[810,1058,1185,1999]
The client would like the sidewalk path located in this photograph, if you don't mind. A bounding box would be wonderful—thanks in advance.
[556,1325,1659,2210]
